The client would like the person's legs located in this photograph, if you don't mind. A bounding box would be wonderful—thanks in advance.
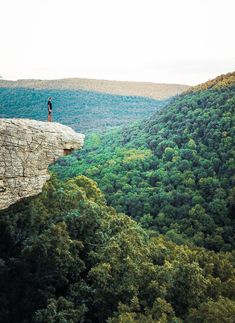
[48,113,52,122]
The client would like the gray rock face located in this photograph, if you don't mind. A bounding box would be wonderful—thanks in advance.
[0,119,85,210]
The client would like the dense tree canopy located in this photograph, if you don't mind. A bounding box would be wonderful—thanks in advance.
[53,72,235,251]
[0,175,234,322]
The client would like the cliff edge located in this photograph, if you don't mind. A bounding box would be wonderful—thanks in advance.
[0,119,85,210]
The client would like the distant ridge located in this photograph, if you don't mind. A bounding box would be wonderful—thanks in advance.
[0,77,189,100]
[186,71,235,93]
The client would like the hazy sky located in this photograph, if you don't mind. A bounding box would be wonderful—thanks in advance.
[1,0,235,85]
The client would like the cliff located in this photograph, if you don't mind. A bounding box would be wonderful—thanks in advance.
[0,119,85,210]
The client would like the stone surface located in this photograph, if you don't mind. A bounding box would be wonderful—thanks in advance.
[0,119,85,210]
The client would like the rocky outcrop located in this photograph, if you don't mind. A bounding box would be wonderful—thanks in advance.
[0,119,85,210]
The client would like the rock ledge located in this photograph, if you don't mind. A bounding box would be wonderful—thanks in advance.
[0,119,85,210]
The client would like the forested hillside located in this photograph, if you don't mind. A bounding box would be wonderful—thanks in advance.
[0,175,234,322]
[53,72,235,251]
[0,88,165,133]
[0,77,189,100]
[1,72,234,322]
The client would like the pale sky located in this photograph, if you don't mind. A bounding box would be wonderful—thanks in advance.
[0,0,235,85]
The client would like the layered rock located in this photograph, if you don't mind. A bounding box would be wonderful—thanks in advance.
[0,119,85,210]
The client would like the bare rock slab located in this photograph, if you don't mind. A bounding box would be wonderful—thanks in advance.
[0,119,85,210]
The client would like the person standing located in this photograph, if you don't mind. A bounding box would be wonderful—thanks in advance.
[47,97,52,122]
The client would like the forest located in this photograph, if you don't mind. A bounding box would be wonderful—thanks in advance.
[0,72,234,322]
[0,87,164,133]
[0,175,234,322]
[53,72,235,252]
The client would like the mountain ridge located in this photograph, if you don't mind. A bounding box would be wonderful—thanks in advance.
[0,77,189,100]
[186,71,235,93]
